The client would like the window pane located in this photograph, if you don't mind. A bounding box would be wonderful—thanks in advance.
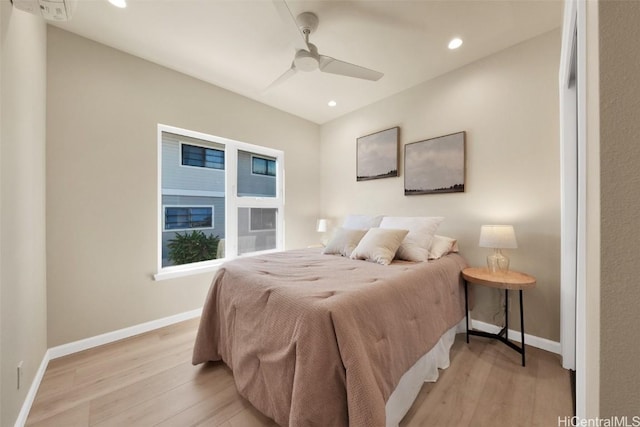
[238,208,277,255]
[182,143,224,170]
[204,149,224,169]
[267,159,276,176]
[238,151,276,197]
[163,132,226,268]
[252,157,267,175]
[164,206,213,230]
[182,144,205,167]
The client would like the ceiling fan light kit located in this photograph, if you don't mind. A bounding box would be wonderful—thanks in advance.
[267,1,384,90]
[294,44,319,72]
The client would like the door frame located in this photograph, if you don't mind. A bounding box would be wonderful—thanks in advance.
[559,0,587,416]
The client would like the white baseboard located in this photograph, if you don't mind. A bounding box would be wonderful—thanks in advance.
[48,308,202,359]
[470,319,561,355]
[15,308,203,427]
[14,349,51,427]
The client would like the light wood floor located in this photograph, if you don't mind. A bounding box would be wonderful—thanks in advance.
[26,318,572,426]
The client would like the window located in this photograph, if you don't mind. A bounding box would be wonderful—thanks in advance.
[252,156,276,177]
[157,125,284,280]
[249,208,276,231]
[181,143,224,170]
[164,206,213,231]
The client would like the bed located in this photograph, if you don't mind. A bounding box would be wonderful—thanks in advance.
[192,246,467,426]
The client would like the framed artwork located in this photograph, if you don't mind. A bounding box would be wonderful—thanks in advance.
[404,131,465,195]
[356,127,399,181]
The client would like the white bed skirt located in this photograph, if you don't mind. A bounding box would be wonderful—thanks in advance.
[385,319,466,427]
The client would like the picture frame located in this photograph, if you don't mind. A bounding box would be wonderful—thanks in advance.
[404,131,465,195]
[356,127,399,181]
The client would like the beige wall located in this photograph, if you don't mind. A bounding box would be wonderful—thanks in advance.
[46,27,320,347]
[598,0,640,416]
[0,4,48,426]
[320,30,561,341]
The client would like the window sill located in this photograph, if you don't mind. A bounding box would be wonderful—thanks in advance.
[154,260,223,281]
[153,249,282,281]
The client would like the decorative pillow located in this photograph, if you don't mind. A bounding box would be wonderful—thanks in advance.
[342,214,384,230]
[350,228,409,265]
[379,216,444,262]
[428,235,459,260]
[322,228,368,257]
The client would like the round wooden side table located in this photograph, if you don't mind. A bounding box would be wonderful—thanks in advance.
[462,267,536,366]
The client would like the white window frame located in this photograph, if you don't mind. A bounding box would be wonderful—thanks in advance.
[179,141,225,171]
[155,124,285,281]
[162,205,215,232]
[250,154,277,178]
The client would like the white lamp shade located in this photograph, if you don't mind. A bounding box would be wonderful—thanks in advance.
[316,219,328,233]
[479,225,517,249]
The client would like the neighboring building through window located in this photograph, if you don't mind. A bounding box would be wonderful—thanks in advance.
[250,208,276,231]
[252,156,276,177]
[181,143,224,169]
[164,206,213,231]
[157,125,284,277]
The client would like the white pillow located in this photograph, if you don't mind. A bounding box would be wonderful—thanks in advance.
[428,235,459,260]
[350,228,409,265]
[322,228,368,258]
[379,216,444,262]
[342,214,384,230]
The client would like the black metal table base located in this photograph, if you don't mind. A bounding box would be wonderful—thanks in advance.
[464,281,526,367]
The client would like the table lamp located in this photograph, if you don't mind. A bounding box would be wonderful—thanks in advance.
[316,219,328,233]
[316,219,329,246]
[479,225,517,273]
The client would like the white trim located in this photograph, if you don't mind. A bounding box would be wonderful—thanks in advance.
[162,188,225,198]
[48,308,203,359]
[575,0,589,417]
[154,260,222,281]
[14,350,51,427]
[559,0,578,372]
[559,0,589,417]
[470,319,561,355]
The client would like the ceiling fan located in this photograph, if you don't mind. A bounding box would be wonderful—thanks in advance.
[267,0,384,90]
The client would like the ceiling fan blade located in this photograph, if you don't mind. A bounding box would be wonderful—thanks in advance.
[271,0,308,52]
[319,55,384,81]
[264,64,297,92]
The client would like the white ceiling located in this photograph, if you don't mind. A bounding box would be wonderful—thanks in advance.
[51,0,562,124]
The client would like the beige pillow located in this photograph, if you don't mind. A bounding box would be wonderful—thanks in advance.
[379,216,444,262]
[428,235,459,260]
[350,228,409,265]
[323,228,368,257]
[342,214,384,229]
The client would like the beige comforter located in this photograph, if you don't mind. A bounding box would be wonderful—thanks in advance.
[192,248,467,427]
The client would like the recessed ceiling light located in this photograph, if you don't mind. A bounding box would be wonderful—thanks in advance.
[109,0,127,8]
[448,38,463,50]
[328,100,337,107]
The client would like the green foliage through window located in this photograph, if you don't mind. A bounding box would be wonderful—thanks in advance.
[167,230,220,265]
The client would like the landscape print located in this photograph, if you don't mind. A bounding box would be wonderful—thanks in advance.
[404,131,465,195]
[357,127,399,181]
